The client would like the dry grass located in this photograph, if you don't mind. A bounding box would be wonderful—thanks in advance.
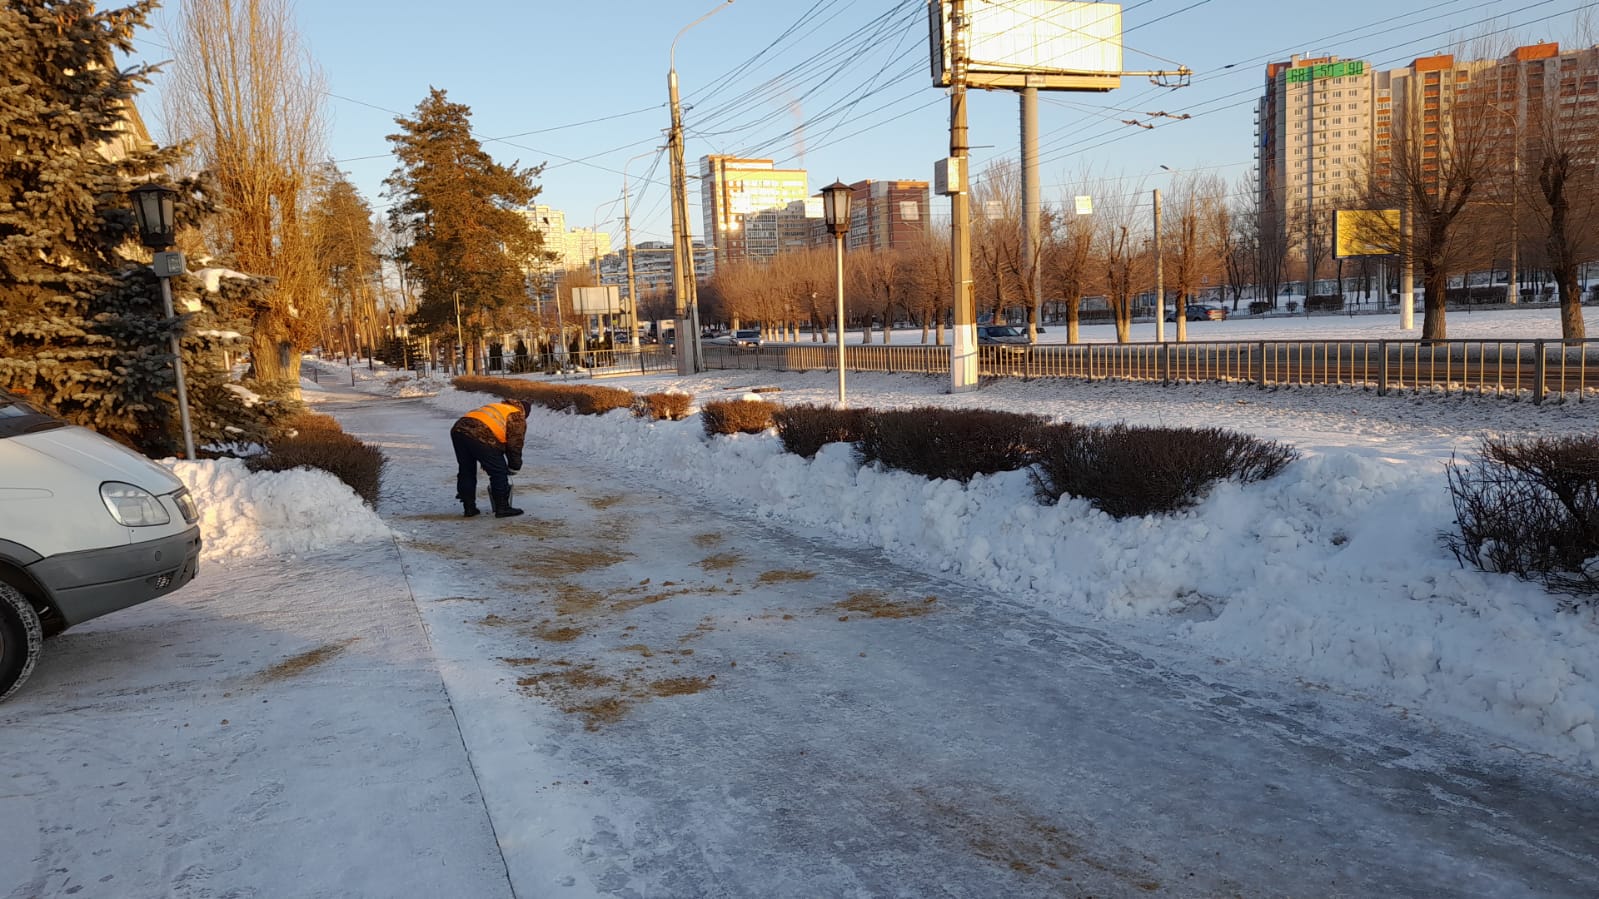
[834,591,938,619]
[586,494,625,510]
[534,624,585,642]
[513,549,630,579]
[257,638,356,682]
[553,584,608,617]
[692,532,723,548]
[756,569,817,585]
[404,538,473,559]
[649,676,714,697]
[500,518,564,539]
[698,552,742,571]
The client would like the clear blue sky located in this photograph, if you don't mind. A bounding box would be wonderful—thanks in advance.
[131,0,1590,250]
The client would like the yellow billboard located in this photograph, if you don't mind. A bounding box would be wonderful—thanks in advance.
[1334,209,1400,258]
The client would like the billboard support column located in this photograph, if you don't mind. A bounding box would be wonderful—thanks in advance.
[948,0,977,393]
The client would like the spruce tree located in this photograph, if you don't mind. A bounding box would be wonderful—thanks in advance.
[0,0,247,455]
[384,88,545,372]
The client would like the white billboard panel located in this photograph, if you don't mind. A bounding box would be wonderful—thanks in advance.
[572,285,622,315]
[929,1,1122,91]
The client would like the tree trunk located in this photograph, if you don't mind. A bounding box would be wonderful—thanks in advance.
[1066,297,1081,345]
[1422,262,1448,341]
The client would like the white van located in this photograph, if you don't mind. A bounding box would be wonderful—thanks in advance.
[0,389,201,701]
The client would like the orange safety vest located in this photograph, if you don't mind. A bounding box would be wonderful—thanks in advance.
[464,402,518,443]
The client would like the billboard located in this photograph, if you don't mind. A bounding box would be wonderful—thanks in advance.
[1334,209,1400,258]
[572,285,622,315]
[929,1,1122,91]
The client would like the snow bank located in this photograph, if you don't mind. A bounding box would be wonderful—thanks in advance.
[166,457,391,562]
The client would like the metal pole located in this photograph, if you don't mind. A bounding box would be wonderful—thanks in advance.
[1154,188,1165,343]
[454,289,466,374]
[1020,86,1041,342]
[949,0,977,393]
[624,172,641,348]
[834,232,847,406]
[156,274,195,459]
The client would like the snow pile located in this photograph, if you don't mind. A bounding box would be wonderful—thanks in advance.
[166,457,391,562]
[435,381,1599,767]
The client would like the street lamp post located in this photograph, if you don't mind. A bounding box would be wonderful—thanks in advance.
[822,180,852,407]
[129,183,195,460]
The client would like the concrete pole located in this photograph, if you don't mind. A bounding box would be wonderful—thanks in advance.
[1020,86,1041,342]
[668,68,696,374]
[1154,188,1165,343]
[948,0,977,393]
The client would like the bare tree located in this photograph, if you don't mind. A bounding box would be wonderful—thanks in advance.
[1163,171,1227,341]
[1042,191,1095,344]
[1517,45,1599,339]
[1359,53,1500,339]
[972,159,1023,323]
[166,0,327,391]
[1092,180,1146,343]
[901,229,952,345]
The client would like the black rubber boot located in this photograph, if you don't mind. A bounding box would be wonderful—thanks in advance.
[462,500,481,518]
[489,489,523,519]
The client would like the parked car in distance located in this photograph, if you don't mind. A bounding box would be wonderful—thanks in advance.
[709,329,763,348]
[1166,304,1228,322]
[0,389,202,701]
[977,324,1032,356]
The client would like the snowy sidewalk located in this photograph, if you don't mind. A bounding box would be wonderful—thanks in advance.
[326,384,1598,898]
[0,528,513,896]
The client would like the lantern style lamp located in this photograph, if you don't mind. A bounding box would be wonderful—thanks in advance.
[130,182,177,249]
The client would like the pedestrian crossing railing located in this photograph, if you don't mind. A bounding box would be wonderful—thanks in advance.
[700,338,1597,403]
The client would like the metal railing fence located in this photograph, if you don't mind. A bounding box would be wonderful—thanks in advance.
[699,339,1597,402]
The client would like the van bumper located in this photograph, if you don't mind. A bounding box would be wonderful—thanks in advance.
[28,526,202,627]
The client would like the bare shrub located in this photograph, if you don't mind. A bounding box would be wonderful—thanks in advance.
[701,398,778,436]
[858,407,1045,482]
[773,404,870,458]
[249,424,385,507]
[452,377,635,416]
[639,392,692,421]
[1032,424,1297,518]
[1445,436,1599,604]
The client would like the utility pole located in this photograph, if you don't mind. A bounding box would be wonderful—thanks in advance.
[668,3,730,376]
[1154,188,1165,342]
[1020,85,1041,343]
[623,186,640,347]
[948,0,976,393]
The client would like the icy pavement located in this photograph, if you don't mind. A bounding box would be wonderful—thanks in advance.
[328,386,1596,898]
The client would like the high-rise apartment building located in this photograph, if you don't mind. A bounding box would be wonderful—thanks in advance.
[522,204,611,270]
[699,156,811,265]
[1257,44,1596,283]
[1256,54,1376,282]
[841,180,931,252]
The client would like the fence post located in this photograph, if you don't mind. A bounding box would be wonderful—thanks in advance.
[1534,339,1546,405]
[1378,340,1388,396]
[1256,341,1266,388]
[1161,343,1170,384]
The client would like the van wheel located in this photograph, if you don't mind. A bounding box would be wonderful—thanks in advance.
[0,583,43,703]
